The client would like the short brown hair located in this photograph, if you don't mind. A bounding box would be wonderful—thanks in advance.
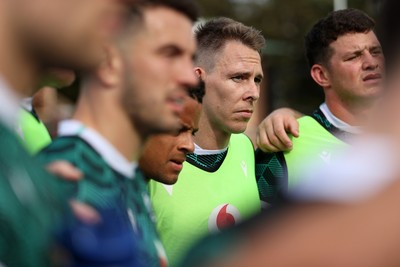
[194,17,265,71]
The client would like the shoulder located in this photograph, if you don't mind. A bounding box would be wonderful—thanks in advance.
[230,133,254,150]
[37,136,102,168]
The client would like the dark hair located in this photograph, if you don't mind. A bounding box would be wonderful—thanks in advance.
[305,8,375,67]
[194,17,265,71]
[187,79,205,104]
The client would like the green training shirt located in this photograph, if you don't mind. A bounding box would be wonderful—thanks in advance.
[149,133,260,267]
[255,108,352,206]
[37,120,167,267]
[18,108,51,155]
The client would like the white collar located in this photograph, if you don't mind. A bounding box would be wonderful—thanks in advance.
[20,97,33,112]
[58,120,137,178]
[193,143,228,155]
[320,103,362,134]
[0,77,21,130]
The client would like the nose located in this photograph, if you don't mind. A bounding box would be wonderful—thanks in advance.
[177,132,195,154]
[243,80,260,102]
[362,51,380,71]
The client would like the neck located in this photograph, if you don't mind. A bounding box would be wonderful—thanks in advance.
[73,80,142,162]
[325,95,379,126]
[194,111,230,150]
[0,11,41,96]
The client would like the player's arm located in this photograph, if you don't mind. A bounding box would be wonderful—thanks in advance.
[255,150,287,208]
[256,107,303,152]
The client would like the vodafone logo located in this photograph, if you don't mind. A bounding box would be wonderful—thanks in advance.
[208,204,241,232]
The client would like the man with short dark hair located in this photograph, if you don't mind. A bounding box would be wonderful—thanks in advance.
[149,17,265,266]
[256,8,384,206]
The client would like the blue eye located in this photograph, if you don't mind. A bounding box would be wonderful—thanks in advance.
[232,76,244,82]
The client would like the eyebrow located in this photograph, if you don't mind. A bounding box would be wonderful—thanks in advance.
[345,45,382,56]
[229,71,264,79]
[180,122,192,132]
[157,44,183,54]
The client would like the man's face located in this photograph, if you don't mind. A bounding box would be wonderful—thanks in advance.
[121,6,198,137]
[139,97,201,185]
[325,31,384,102]
[10,0,125,71]
[200,41,263,135]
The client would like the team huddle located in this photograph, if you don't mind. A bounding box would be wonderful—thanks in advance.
[2,0,400,266]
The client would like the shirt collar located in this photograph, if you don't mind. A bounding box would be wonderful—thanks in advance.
[0,77,21,130]
[320,103,363,134]
[20,97,33,112]
[193,143,228,155]
[58,119,137,178]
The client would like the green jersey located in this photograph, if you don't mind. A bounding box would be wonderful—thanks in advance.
[18,107,51,155]
[149,133,260,267]
[0,121,66,267]
[256,107,352,206]
[37,120,167,267]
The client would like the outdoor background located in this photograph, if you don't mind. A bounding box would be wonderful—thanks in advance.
[59,0,382,142]
[192,0,381,140]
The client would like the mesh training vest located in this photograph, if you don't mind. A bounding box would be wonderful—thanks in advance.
[149,134,260,267]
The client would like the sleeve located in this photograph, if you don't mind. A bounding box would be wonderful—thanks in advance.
[255,149,288,207]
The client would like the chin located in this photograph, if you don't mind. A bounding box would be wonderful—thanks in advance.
[152,173,178,185]
[159,176,178,185]
[229,124,248,134]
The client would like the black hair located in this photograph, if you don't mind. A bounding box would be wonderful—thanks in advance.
[305,8,375,67]
[187,79,205,104]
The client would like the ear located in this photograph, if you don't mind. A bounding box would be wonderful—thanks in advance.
[310,64,331,88]
[194,67,206,80]
[97,45,122,88]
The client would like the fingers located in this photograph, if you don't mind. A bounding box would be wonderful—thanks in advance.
[286,117,300,138]
[46,161,82,181]
[271,119,293,151]
[70,200,101,225]
[256,107,303,153]
[257,120,280,152]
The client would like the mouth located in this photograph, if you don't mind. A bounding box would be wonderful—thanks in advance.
[169,158,185,172]
[363,73,382,82]
[235,109,254,119]
[166,93,185,115]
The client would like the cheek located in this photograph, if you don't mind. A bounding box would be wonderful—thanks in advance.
[149,137,174,160]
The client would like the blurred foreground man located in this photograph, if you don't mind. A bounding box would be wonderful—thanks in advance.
[0,0,128,266]
[38,0,199,266]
